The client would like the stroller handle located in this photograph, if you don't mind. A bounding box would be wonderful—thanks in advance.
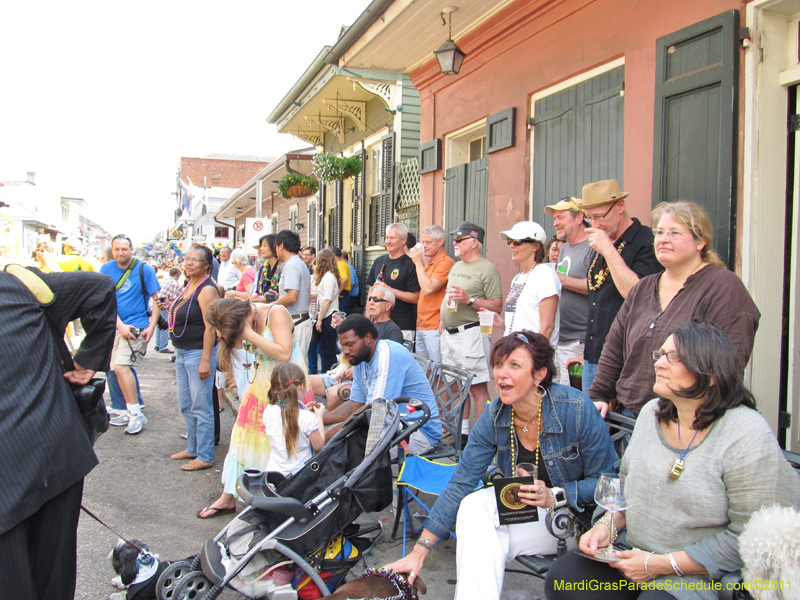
[389,396,431,447]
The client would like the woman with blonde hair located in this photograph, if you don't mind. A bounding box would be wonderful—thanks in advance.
[195,297,306,518]
[313,248,340,370]
[588,201,760,417]
[33,241,61,272]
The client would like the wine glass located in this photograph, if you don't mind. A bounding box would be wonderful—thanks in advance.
[593,473,630,560]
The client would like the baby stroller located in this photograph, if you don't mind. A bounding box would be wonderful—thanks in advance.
[156,397,430,600]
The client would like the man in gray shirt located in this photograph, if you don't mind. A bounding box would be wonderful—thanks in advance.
[545,197,593,385]
[274,230,312,361]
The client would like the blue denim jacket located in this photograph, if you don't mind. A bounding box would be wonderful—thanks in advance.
[422,383,617,540]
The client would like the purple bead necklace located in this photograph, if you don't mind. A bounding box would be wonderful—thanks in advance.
[168,275,210,338]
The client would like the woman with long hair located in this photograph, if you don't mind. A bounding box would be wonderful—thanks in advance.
[226,234,281,302]
[589,201,760,417]
[547,323,800,600]
[33,240,61,272]
[167,244,221,471]
[314,248,340,369]
[196,297,306,518]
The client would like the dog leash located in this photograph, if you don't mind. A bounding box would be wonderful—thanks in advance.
[80,504,153,558]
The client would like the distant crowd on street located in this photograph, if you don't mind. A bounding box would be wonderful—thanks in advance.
[2,177,800,600]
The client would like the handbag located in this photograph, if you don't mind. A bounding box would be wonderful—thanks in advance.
[6,265,109,445]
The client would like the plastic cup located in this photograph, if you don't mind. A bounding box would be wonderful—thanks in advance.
[516,462,537,481]
[479,311,493,334]
[333,311,346,320]
[447,290,458,312]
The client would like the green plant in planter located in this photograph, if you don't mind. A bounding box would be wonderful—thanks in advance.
[342,155,363,178]
[277,173,319,199]
[312,153,363,181]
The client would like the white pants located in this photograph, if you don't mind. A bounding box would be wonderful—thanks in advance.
[294,319,313,367]
[454,487,576,600]
[415,328,442,364]
[554,340,584,386]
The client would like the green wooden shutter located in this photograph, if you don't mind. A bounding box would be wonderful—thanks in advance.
[351,151,366,289]
[331,181,343,249]
[533,66,625,237]
[380,132,396,238]
[318,184,326,247]
[652,10,739,268]
[486,107,516,153]
[443,158,488,259]
[419,139,442,174]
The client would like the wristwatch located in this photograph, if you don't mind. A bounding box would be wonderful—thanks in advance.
[468,297,476,306]
[551,487,568,508]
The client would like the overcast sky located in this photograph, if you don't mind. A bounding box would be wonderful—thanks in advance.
[0,1,366,242]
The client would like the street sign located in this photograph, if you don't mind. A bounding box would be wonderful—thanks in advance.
[244,218,270,254]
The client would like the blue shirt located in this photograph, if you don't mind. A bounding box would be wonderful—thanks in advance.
[348,262,359,297]
[100,260,161,328]
[350,339,441,446]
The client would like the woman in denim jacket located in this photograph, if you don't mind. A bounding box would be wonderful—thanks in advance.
[387,331,616,600]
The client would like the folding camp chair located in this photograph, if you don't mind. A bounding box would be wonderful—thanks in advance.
[389,454,458,556]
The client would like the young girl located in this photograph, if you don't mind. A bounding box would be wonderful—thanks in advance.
[263,362,326,477]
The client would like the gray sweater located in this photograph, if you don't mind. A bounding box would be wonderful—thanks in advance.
[621,400,800,600]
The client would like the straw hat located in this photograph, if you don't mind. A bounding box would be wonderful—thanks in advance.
[576,179,628,210]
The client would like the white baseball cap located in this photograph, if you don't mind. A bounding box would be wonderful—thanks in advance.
[499,221,547,243]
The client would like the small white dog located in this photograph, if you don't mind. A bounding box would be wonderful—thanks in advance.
[739,505,800,600]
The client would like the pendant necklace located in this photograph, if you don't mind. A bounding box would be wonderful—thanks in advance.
[242,303,259,384]
[669,419,700,480]
[510,389,544,472]
[588,242,627,291]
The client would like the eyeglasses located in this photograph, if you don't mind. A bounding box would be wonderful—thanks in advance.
[506,239,535,247]
[586,201,619,223]
[112,234,131,242]
[453,237,472,244]
[652,350,682,364]
[367,296,390,304]
[653,229,688,240]
[184,257,204,264]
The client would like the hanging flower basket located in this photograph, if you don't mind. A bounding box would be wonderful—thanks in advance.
[312,153,363,182]
[277,173,318,200]
[286,184,313,198]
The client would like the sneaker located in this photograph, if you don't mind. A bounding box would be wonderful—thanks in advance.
[125,413,148,435]
[110,413,130,427]
[159,348,174,354]
[107,408,127,417]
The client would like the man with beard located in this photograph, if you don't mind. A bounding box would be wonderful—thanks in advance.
[322,315,441,455]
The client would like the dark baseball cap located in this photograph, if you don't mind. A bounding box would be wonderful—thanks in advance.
[450,221,485,244]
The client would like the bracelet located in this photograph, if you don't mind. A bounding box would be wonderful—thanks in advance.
[416,536,436,552]
[644,552,655,579]
[666,552,685,577]
[412,548,429,557]
[595,514,617,543]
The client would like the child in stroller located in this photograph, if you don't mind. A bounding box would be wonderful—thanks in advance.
[155,396,430,600]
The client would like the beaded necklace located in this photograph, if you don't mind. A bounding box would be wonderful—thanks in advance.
[509,391,543,474]
[506,262,537,333]
[349,568,418,600]
[242,303,259,384]
[167,275,210,338]
[587,241,627,291]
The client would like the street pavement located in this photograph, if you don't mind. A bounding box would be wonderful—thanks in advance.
[75,344,544,600]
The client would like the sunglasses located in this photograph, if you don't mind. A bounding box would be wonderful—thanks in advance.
[367,296,390,303]
[453,237,473,244]
[506,239,535,247]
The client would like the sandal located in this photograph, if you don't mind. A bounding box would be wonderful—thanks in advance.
[196,505,235,519]
[170,450,196,460]
[181,459,213,471]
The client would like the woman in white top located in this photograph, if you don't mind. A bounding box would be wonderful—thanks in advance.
[314,249,340,369]
[485,221,561,345]
[262,362,325,477]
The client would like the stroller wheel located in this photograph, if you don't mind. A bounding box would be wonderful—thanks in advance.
[172,571,213,600]
[156,560,193,600]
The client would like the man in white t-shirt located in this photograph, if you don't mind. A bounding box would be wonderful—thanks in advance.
[217,245,241,291]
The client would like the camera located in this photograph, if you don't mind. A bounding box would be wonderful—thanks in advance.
[129,327,141,338]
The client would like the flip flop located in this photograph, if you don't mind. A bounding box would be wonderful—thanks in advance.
[196,506,235,519]
[181,459,213,471]
[170,450,196,460]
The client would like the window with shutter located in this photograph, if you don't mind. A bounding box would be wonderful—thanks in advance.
[443,157,488,259]
[486,108,516,154]
[652,10,738,267]
[307,199,318,249]
[380,132,396,239]
[532,64,625,238]
[419,139,442,174]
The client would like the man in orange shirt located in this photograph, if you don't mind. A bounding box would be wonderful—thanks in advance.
[409,225,455,363]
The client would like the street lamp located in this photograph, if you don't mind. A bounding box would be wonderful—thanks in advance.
[433,7,466,76]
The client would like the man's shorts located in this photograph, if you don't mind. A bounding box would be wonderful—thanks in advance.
[110,331,148,367]
[440,325,491,384]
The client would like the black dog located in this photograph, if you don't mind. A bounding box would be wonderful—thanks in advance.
[108,538,167,600]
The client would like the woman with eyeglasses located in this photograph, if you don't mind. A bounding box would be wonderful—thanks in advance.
[484,221,562,344]
[588,201,759,418]
[168,245,221,471]
[546,323,800,600]
[385,331,616,600]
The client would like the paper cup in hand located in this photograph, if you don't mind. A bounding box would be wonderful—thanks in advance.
[479,310,494,334]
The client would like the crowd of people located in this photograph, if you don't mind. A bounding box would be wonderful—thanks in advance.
[4,176,800,600]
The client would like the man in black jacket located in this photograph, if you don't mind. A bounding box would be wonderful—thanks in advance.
[0,268,117,600]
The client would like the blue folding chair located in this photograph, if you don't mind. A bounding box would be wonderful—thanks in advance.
[390,454,459,556]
